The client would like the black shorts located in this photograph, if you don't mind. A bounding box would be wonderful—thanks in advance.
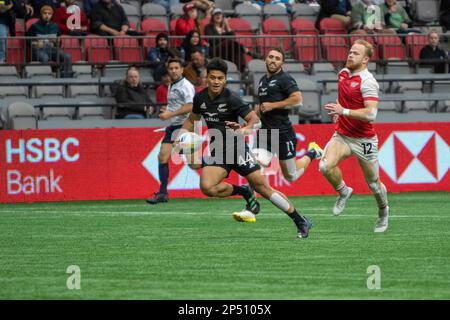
[202,144,261,178]
[256,129,297,160]
[162,124,182,144]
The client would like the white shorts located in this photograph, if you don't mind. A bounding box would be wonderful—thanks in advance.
[330,132,378,162]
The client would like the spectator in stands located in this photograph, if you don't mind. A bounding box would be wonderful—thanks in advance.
[53,0,90,36]
[379,0,420,35]
[350,0,396,35]
[90,0,142,37]
[183,46,207,86]
[315,0,352,30]
[180,0,214,19]
[156,67,170,105]
[175,2,199,46]
[147,32,170,81]
[27,5,73,77]
[195,68,207,93]
[440,0,450,32]
[180,29,208,62]
[0,0,32,64]
[32,0,60,18]
[114,66,154,119]
[204,7,255,73]
[419,30,448,74]
[251,0,293,14]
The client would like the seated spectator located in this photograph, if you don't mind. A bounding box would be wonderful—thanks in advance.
[379,0,420,35]
[26,5,73,77]
[183,46,207,86]
[0,0,32,64]
[53,0,90,36]
[180,0,214,19]
[315,0,352,30]
[440,0,450,32]
[156,68,170,105]
[419,30,448,74]
[148,32,171,81]
[204,7,255,73]
[350,0,395,35]
[32,0,60,18]
[180,29,208,62]
[90,0,142,37]
[113,67,155,119]
[175,3,199,46]
[195,68,207,93]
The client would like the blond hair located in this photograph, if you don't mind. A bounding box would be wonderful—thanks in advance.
[353,39,373,59]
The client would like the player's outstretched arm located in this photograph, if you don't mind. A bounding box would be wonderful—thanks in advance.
[325,100,378,122]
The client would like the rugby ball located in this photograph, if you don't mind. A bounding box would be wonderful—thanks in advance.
[251,148,273,167]
[178,132,202,154]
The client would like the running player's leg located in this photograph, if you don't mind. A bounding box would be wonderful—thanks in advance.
[319,135,353,215]
[146,142,172,204]
[199,166,232,197]
[245,170,312,238]
[279,143,323,182]
[358,158,389,232]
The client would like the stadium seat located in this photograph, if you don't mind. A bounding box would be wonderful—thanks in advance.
[25,65,53,78]
[141,3,168,28]
[282,61,306,74]
[72,65,94,78]
[142,18,168,51]
[35,86,65,99]
[0,65,19,78]
[85,36,112,64]
[170,3,185,17]
[15,20,24,37]
[69,85,99,98]
[263,4,290,27]
[414,0,440,23]
[291,18,317,35]
[405,34,428,61]
[214,0,235,15]
[224,60,239,73]
[120,3,141,25]
[235,2,262,31]
[226,71,241,94]
[61,35,83,63]
[319,18,347,35]
[6,38,25,68]
[25,17,38,32]
[42,107,73,120]
[7,101,37,129]
[294,35,319,63]
[259,18,290,56]
[297,79,321,119]
[77,105,107,119]
[292,3,319,20]
[320,36,348,65]
[377,35,406,60]
[0,85,27,98]
[228,18,255,48]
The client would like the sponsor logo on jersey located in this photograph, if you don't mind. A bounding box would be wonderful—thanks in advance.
[351,82,359,88]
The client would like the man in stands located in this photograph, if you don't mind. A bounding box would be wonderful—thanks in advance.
[183,46,208,86]
[27,5,73,77]
[53,0,90,36]
[90,0,141,37]
[114,66,154,119]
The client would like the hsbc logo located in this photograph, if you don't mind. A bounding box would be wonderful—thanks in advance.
[379,131,450,184]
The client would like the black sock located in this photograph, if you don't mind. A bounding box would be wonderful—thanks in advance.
[158,163,169,194]
[306,150,317,160]
[287,209,306,226]
[231,185,247,196]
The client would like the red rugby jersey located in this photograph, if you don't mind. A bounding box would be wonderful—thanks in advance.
[335,68,379,138]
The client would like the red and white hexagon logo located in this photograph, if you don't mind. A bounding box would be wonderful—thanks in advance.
[379,131,450,184]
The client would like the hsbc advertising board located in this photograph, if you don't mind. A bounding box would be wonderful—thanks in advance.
[0,123,449,203]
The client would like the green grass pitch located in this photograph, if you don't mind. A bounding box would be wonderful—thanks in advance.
[0,192,449,299]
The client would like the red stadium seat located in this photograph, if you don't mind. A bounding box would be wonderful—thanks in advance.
[377,35,406,60]
[294,35,318,62]
[141,18,168,50]
[25,18,38,32]
[113,37,142,63]
[6,38,25,67]
[84,35,111,64]
[61,35,83,63]
[291,18,317,35]
[321,36,348,65]
[405,34,428,61]
[15,21,24,37]
[228,18,254,48]
[319,18,347,35]
[261,18,290,54]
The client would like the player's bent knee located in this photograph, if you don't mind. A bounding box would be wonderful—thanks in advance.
[368,181,381,194]
[200,183,215,197]
[319,159,328,175]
